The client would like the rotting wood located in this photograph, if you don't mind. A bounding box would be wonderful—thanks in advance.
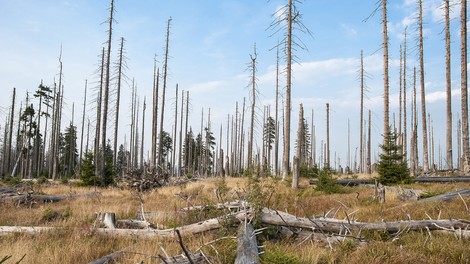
[117,219,152,229]
[95,212,116,229]
[234,222,259,264]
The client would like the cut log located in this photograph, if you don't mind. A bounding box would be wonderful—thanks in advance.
[96,212,116,229]
[234,223,259,264]
[180,200,249,212]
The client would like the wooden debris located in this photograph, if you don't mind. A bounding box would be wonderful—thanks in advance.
[234,222,259,264]
[417,189,470,203]
[0,191,101,204]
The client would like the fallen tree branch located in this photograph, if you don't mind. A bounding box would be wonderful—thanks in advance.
[88,249,124,264]
[1,191,101,204]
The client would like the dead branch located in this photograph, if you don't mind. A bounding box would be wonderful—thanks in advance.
[234,222,259,264]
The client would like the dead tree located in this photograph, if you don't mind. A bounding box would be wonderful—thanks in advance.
[151,60,159,168]
[383,0,390,143]
[113,37,126,168]
[172,85,179,176]
[100,0,115,179]
[247,44,257,171]
[158,17,172,173]
[6,88,15,175]
[94,48,105,177]
[79,80,87,173]
[326,103,330,168]
[293,104,304,189]
[140,97,146,169]
[418,0,429,173]
[403,28,408,161]
[461,0,470,172]
[444,0,453,171]
[274,44,280,176]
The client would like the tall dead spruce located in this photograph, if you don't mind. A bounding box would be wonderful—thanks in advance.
[269,0,311,180]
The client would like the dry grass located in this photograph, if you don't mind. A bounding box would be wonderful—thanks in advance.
[0,177,470,263]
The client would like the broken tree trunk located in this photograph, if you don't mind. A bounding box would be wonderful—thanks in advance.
[88,250,124,264]
[95,212,116,229]
[417,189,470,203]
[234,222,259,264]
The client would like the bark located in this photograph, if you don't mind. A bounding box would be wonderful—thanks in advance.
[382,0,390,143]
[419,0,429,173]
[7,88,15,174]
[113,37,125,168]
[360,50,364,173]
[96,212,116,229]
[178,90,184,177]
[1,191,101,203]
[101,0,114,177]
[140,97,146,169]
[461,0,470,172]
[248,45,257,171]
[367,109,371,174]
[79,80,87,173]
[444,0,453,171]
[293,103,304,188]
[282,0,293,181]
[88,250,124,264]
[158,17,172,172]
[417,189,470,203]
[234,223,259,264]
[274,45,280,176]
[95,48,105,177]
[151,61,159,168]
[172,85,179,176]
[326,103,330,168]
[403,28,408,161]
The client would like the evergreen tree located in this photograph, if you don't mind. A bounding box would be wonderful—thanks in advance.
[116,144,128,177]
[80,152,97,185]
[102,141,114,186]
[377,128,410,185]
[61,124,78,176]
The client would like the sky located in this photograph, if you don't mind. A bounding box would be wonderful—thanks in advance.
[0,0,466,170]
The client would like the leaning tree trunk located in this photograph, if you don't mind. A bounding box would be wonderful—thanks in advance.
[79,80,87,174]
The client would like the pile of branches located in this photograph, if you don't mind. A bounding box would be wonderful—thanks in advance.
[119,168,169,192]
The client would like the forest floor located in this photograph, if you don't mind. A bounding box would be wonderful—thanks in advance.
[0,176,470,263]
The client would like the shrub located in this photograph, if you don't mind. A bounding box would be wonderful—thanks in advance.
[316,167,343,194]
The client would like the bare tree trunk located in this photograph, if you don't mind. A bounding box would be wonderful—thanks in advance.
[101,0,115,179]
[184,91,189,174]
[239,98,246,174]
[458,116,462,169]
[413,67,419,174]
[461,0,470,172]
[79,80,87,174]
[367,109,371,174]
[113,37,125,168]
[172,85,178,176]
[150,61,159,169]
[359,50,364,173]
[283,0,293,181]
[403,28,408,161]
[140,98,146,170]
[6,88,15,175]
[293,104,304,189]
[158,17,172,173]
[248,44,257,171]
[399,44,403,157]
[382,0,390,143]
[95,48,105,178]
[53,55,64,180]
[178,90,184,177]
[274,45,280,176]
[326,103,330,168]
[419,0,429,173]
[443,0,453,171]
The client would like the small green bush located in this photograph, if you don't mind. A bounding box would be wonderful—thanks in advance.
[315,167,343,194]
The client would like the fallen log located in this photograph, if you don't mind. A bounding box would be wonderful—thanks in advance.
[160,252,204,264]
[117,219,152,229]
[1,191,101,203]
[417,189,470,203]
[234,223,259,264]
[257,208,470,234]
[88,250,124,264]
[180,200,249,212]
[361,184,425,201]
[309,177,470,185]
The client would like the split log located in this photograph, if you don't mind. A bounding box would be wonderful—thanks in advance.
[234,223,259,264]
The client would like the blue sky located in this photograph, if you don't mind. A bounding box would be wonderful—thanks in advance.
[0,0,465,169]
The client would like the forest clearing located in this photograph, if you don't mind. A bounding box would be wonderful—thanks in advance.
[1,176,470,264]
[2,0,470,263]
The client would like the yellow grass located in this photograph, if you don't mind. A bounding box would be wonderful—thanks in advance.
[0,177,470,263]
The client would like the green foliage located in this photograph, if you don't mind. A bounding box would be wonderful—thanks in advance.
[37,176,48,184]
[260,244,302,264]
[315,167,343,194]
[101,142,115,186]
[377,129,411,185]
[60,123,78,176]
[115,144,128,177]
[1,176,22,186]
[80,152,98,186]
[299,165,319,178]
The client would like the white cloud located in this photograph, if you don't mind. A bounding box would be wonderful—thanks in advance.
[188,80,227,94]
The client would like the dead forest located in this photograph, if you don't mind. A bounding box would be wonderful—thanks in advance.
[2,0,470,263]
